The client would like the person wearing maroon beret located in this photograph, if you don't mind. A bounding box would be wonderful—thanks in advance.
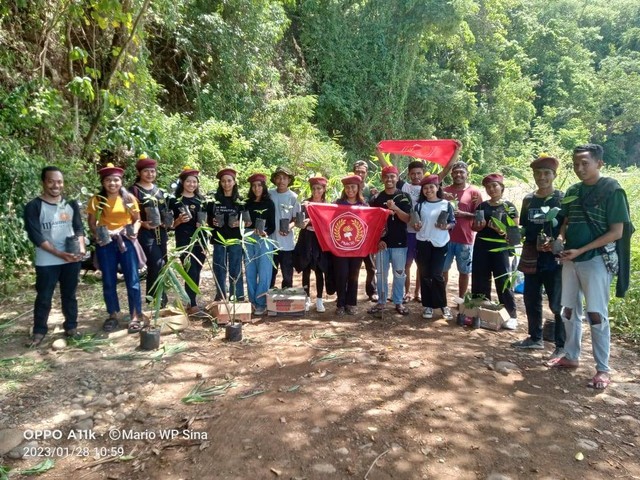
[207,167,245,301]
[471,173,519,329]
[129,155,169,314]
[244,172,276,316]
[169,168,208,316]
[294,176,331,313]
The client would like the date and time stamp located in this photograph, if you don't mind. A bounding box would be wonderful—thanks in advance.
[21,428,208,458]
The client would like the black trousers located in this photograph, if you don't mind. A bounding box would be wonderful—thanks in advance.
[471,239,517,317]
[270,250,294,289]
[416,240,448,309]
[523,268,565,346]
[333,257,363,308]
[138,228,168,305]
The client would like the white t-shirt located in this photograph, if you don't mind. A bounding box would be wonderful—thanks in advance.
[415,199,451,247]
[401,181,422,234]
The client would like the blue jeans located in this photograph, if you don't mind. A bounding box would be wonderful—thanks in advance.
[245,236,273,310]
[561,256,612,372]
[213,242,245,301]
[33,262,81,335]
[375,247,407,305]
[96,238,142,316]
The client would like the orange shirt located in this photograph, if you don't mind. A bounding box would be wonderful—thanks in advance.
[87,195,139,229]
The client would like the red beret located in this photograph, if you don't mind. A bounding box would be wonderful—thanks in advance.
[248,173,267,184]
[482,173,504,186]
[179,168,199,180]
[216,168,237,180]
[381,165,399,176]
[530,156,559,172]
[420,174,440,186]
[98,163,124,178]
[341,175,362,186]
[309,176,328,187]
[135,157,157,171]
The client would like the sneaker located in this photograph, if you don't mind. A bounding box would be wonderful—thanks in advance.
[550,347,566,360]
[254,307,266,316]
[316,298,326,313]
[64,328,78,338]
[422,307,433,319]
[346,306,357,315]
[502,317,518,330]
[336,307,345,317]
[511,337,544,349]
[369,294,379,303]
[441,307,452,320]
[305,296,312,312]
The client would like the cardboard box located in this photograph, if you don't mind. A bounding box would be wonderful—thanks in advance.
[145,307,189,335]
[216,302,253,324]
[267,288,306,316]
[478,307,510,331]
[453,297,480,318]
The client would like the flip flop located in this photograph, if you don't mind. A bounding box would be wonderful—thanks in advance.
[587,372,611,389]
[127,318,143,334]
[547,356,579,368]
[102,317,119,333]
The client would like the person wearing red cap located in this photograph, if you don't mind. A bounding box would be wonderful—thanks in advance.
[294,177,331,313]
[268,166,301,289]
[512,156,565,355]
[470,173,519,329]
[168,168,208,316]
[332,175,368,315]
[87,163,143,333]
[412,175,456,320]
[23,167,86,347]
[368,165,412,316]
[207,167,245,301]
[244,173,276,316]
[129,155,169,311]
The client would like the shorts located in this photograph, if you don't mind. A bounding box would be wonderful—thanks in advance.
[443,242,472,275]
[405,233,417,266]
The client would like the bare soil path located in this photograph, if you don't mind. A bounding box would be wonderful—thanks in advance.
[1,265,639,480]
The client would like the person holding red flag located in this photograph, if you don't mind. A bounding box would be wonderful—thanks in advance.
[332,175,368,316]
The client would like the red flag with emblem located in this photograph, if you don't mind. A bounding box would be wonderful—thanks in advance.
[377,139,458,167]
[306,203,389,257]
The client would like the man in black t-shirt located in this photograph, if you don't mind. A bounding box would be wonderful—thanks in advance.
[367,165,412,316]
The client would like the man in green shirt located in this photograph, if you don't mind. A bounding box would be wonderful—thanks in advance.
[549,144,632,391]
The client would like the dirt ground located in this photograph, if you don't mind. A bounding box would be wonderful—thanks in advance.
[1,264,640,480]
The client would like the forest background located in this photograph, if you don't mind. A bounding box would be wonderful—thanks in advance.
[0,0,638,338]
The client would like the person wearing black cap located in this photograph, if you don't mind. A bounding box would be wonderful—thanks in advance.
[512,156,565,356]
[471,173,519,329]
[129,155,169,309]
[268,166,301,289]
[169,167,208,316]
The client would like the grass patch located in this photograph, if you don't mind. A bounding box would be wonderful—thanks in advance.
[0,357,50,381]
[19,459,55,476]
[181,380,238,404]
[310,329,352,340]
[103,342,188,362]
[67,333,112,352]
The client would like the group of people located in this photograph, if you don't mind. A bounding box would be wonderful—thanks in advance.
[24,143,632,390]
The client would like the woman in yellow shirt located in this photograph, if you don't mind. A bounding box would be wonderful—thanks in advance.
[87,163,143,333]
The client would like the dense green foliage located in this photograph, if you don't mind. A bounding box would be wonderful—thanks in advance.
[0,0,638,333]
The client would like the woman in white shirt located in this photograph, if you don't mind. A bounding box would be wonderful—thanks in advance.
[412,175,456,320]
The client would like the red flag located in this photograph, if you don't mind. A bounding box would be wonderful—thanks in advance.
[377,139,458,167]
[306,203,389,257]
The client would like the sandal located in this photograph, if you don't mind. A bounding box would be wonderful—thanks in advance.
[402,294,412,304]
[395,304,410,316]
[367,304,385,315]
[26,333,46,348]
[127,318,143,334]
[547,356,579,369]
[587,371,611,390]
[102,317,119,333]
